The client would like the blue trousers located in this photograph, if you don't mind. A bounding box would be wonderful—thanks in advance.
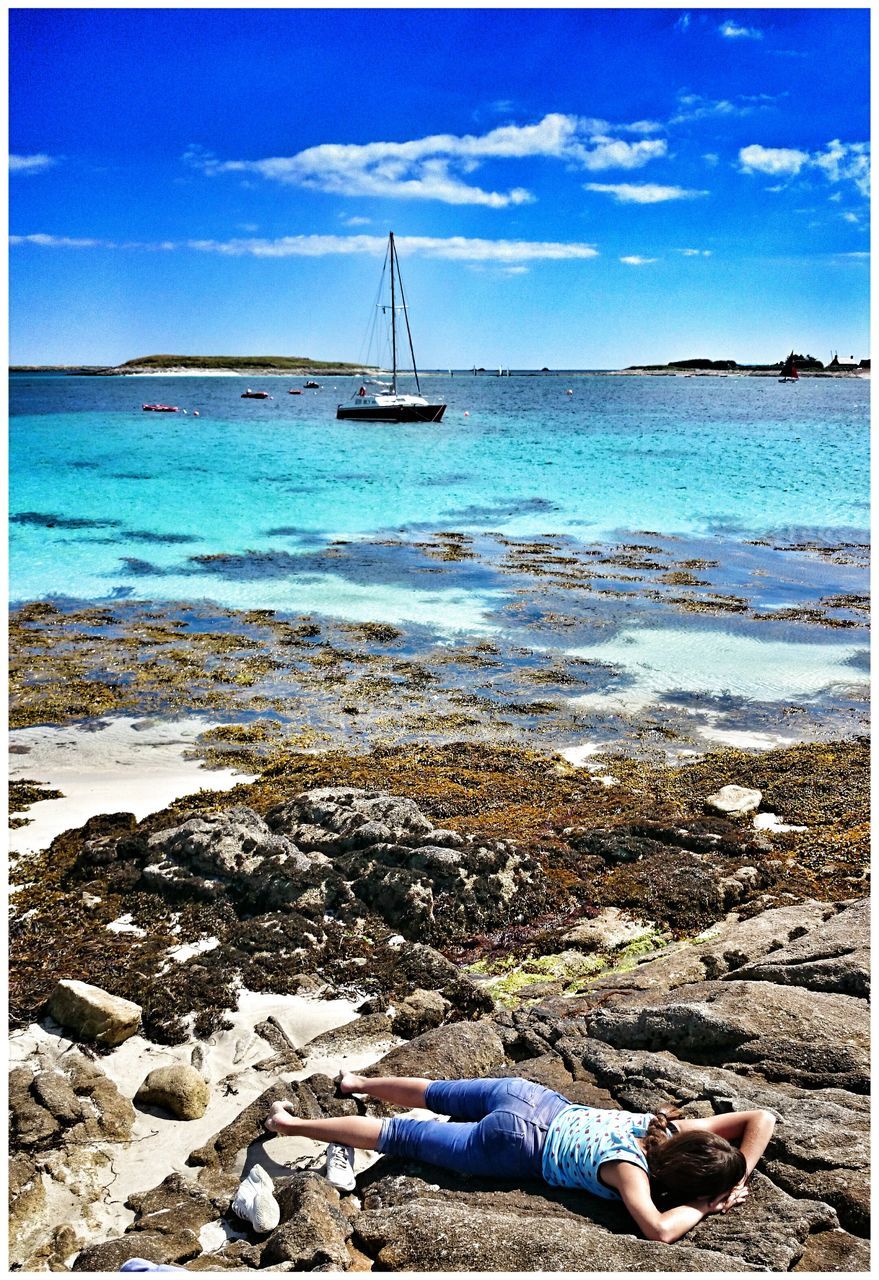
[376,1077,571,1179]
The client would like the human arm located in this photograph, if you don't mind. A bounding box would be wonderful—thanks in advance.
[601,1161,749,1243]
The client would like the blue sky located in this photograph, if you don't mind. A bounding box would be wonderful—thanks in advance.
[9,6,870,367]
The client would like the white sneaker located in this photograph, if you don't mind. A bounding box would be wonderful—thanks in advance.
[232,1164,281,1233]
[324,1142,357,1192]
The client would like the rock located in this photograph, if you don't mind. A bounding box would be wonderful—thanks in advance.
[127,1173,225,1236]
[705,785,762,818]
[587,900,835,994]
[381,941,493,1017]
[301,1013,396,1062]
[262,1174,351,1269]
[730,898,869,996]
[65,1057,136,1142]
[792,1229,871,1272]
[143,806,317,907]
[562,907,656,951]
[72,1229,201,1270]
[46,978,142,1046]
[354,1198,752,1271]
[391,989,450,1038]
[361,1020,505,1082]
[31,1069,84,1125]
[588,978,869,1092]
[135,1064,210,1120]
[253,1016,305,1070]
[267,788,435,852]
[8,1067,60,1146]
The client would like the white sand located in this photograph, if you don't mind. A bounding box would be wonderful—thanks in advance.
[11,988,405,1261]
[9,716,256,859]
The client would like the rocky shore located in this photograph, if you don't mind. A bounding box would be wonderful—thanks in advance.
[8,739,870,1272]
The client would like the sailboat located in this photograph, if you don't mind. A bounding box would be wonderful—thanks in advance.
[336,232,446,423]
[778,352,799,383]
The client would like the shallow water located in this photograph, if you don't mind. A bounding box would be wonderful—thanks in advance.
[10,372,869,610]
[9,372,870,741]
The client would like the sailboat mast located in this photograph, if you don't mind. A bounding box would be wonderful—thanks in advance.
[393,240,422,394]
[389,231,398,394]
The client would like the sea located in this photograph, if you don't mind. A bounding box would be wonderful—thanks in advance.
[9,371,870,725]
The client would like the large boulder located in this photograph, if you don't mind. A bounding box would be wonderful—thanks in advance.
[588,979,869,1092]
[135,1064,210,1120]
[46,979,141,1046]
[730,898,869,996]
[361,1020,505,1082]
[587,900,835,994]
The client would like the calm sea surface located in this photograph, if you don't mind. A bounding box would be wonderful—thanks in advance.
[9,372,869,617]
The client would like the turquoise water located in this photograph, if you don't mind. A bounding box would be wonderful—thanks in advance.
[10,372,870,617]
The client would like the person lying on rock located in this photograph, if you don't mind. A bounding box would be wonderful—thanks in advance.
[265,1073,776,1242]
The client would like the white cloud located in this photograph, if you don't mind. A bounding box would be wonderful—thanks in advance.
[187,234,599,262]
[9,153,56,174]
[340,215,371,226]
[585,182,708,204]
[740,139,870,196]
[739,144,809,177]
[813,139,869,198]
[842,211,860,224]
[9,231,599,264]
[675,13,691,32]
[671,92,778,125]
[719,20,763,40]
[578,137,667,171]
[184,112,668,208]
[9,232,103,247]
[679,248,712,256]
[620,255,657,265]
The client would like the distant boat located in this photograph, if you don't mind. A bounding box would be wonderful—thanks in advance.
[241,389,272,399]
[336,232,446,423]
[778,353,799,383]
[303,380,321,389]
[142,403,179,412]
[288,389,303,395]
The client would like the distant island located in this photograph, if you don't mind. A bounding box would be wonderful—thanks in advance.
[9,354,372,376]
[621,353,869,377]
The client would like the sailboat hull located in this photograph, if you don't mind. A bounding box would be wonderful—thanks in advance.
[336,403,446,423]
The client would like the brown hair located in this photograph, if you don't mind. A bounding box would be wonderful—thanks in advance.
[644,1108,746,1205]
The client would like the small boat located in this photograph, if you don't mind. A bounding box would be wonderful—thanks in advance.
[288,389,303,395]
[241,389,272,399]
[142,403,179,412]
[337,231,446,423]
[778,352,799,383]
[303,380,321,389]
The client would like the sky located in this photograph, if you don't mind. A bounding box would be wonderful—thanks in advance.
[8,5,871,368]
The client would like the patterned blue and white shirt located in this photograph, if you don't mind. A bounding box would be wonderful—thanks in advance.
[541,1105,658,1199]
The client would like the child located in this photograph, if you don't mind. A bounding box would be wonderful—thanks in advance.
[265,1072,776,1243]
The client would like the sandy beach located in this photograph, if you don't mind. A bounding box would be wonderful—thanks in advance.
[9,716,256,857]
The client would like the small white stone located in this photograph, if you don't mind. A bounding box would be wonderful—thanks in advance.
[705,784,762,818]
